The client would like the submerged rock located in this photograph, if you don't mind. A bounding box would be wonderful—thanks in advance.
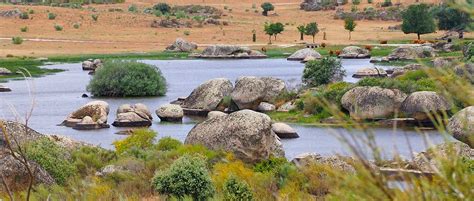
[341,86,407,120]
[447,106,474,148]
[156,104,184,122]
[0,85,11,92]
[113,103,153,127]
[287,48,322,61]
[185,110,285,163]
[400,91,451,121]
[272,123,299,138]
[62,101,110,130]
[82,59,102,71]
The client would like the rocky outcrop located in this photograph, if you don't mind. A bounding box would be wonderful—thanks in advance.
[272,123,299,138]
[411,142,473,172]
[300,0,337,11]
[192,45,267,59]
[0,85,11,92]
[185,110,285,163]
[82,59,103,71]
[291,153,356,173]
[338,46,370,59]
[400,91,451,121]
[390,64,423,78]
[151,19,192,28]
[341,86,407,120]
[0,67,12,75]
[287,48,322,61]
[352,67,387,78]
[156,104,184,122]
[257,102,276,113]
[277,101,297,112]
[386,46,436,61]
[231,76,287,110]
[61,101,110,130]
[165,38,197,52]
[112,104,153,127]
[447,106,474,148]
[0,120,44,148]
[182,78,233,113]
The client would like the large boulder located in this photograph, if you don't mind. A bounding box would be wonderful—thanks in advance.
[257,102,276,113]
[61,101,110,130]
[447,106,474,148]
[386,46,436,61]
[272,123,299,138]
[287,48,322,61]
[113,103,153,127]
[352,67,387,78]
[82,59,102,71]
[182,78,234,112]
[195,45,267,58]
[411,142,473,172]
[0,120,44,148]
[338,46,370,58]
[341,86,407,120]
[400,91,451,121]
[185,110,285,163]
[165,38,197,52]
[156,104,184,122]
[291,153,356,173]
[231,76,287,110]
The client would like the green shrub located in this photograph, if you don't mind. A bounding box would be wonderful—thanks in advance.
[28,9,35,14]
[48,12,57,20]
[71,146,116,175]
[73,23,80,29]
[368,0,373,3]
[352,0,360,5]
[91,14,99,21]
[356,71,437,94]
[382,0,392,7]
[153,3,171,14]
[128,4,137,12]
[12,37,24,45]
[223,176,254,201]
[20,26,28,32]
[152,155,215,200]
[183,30,190,35]
[87,60,167,97]
[54,24,63,31]
[154,10,163,17]
[320,82,354,108]
[113,129,157,155]
[19,12,29,19]
[25,138,76,185]
[175,10,187,19]
[254,157,288,173]
[155,137,182,151]
[302,57,346,87]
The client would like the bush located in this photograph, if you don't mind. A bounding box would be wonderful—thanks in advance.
[28,9,35,14]
[73,23,80,29]
[153,3,171,14]
[113,129,157,155]
[91,14,99,21]
[48,12,57,20]
[20,26,28,32]
[128,4,137,12]
[87,60,167,97]
[183,30,190,35]
[302,57,346,87]
[254,157,288,173]
[175,10,187,19]
[25,138,76,185]
[54,24,63,31]
[12,37,23,45]
[152,155,215,200]
[352,0,360,5]
[71,146,116,175]
[19,12,29,19]
[356,70,437,94]
[155,137,182,151]
[261,2,274,16]
[223,176,254,201]
[381,0,392,7]
[368,0,373,3]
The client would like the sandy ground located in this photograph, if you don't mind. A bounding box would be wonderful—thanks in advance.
[0,0,468,57]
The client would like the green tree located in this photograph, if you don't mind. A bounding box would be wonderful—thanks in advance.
[261,2,274,16]
[153,3,171,14]
[297,25,306,40]
[305,22,319,43]
[302,57,346,87]
[264,22,285,44]
[344,17,356,40]
[435,6,471,39]
[401,4,436,40]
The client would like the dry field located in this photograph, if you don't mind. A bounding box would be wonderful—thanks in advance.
[0,0,466,57]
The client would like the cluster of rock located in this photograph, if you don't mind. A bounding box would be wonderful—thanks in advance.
[165,38,197,53]
[384,46,437,61]
[352,67,387,78]
[300,0,338,11]
[82,59,103,72]
[338,46,371,59]
[389,64,423,78]
[0,9,21,17]
[172,5,223,19]
[287,48,322,61]
[61,101,110,130]
[191,45,267,59]
[151,19,192,28]
[334,7,403,21]
[112,104,153,127]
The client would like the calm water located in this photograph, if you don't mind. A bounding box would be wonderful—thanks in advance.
[0,59,450,159]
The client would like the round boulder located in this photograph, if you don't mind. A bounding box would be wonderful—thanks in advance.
[352,67,387,78]
[338,46,370,58]
[113,103,153,127]
[185,110,285,163]
[387,46,436,61]
[341,86,407,120]
[62,101,110,130]
[182,78,233,112]
[272,123,299,138]
[287,48,322,61]
[261,77,287,102]
[257,102,276,113]
[156,104,184,122]
[400,91,451,121]
[447,106,474,148]
[231,76,267,110]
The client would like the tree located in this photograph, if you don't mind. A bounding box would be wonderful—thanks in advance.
[435,6,471,39]
[344,17,356,40]
[302,57,346,87]
[305,22,319,43]
[401,4,436,40]
[264,22,285,44]
[261,2,274,16]
[297,25,306,40]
